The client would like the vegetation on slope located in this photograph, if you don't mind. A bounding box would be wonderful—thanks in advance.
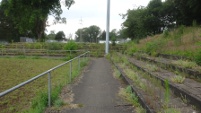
[124,26,201,65]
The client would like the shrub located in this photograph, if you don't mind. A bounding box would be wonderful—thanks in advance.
[34,43,43,49]
[46,42,62,50]
[125,41,138,56]
[163,29,169,38]
[64,41,78,50]
[195,50,201,66]
[145,42,158,55]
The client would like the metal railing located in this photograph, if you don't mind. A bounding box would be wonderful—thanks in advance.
[0,51,90,107]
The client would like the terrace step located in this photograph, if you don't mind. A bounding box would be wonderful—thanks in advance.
[133,53,201,80]
[111,53,198,112]
[128,56,201,112]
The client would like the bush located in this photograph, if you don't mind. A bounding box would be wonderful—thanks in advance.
[64,41,78,50]
[145,42,158,54]
[46,42,62,50]
[195,50,201,66]
[34,43,43,49]
[163,29,169,38]
[125,41,138,56]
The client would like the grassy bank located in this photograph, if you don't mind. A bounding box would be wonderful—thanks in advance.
[124,26,201,65]
[0,56,88,113]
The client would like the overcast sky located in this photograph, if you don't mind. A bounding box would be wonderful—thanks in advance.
[47,0,152,37]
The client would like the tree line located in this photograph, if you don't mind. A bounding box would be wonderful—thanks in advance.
[121,0,201,40]
[75,25,123,43]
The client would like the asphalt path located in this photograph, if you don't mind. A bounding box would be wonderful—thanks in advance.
[63,58,133,113]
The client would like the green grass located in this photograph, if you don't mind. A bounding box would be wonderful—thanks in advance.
[0,57,89,113]
[119,87,146,113]
[171,75,185,84]
[124,26,201,65]
[172,60,201,71]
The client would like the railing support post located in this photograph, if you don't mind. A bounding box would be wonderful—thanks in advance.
[48,72,51,107]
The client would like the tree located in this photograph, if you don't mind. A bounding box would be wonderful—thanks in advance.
[172,0,201,25]
[0,5,20,42]
[0,0,74,41]
[75,25,101,43]
[46,31,56,41]
[55,31,66,41]
[122,0,177,40]
[88,25,101,43]
[123,7,149,40]
[100,30,106,40]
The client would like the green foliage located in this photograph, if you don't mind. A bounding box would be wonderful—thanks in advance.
[145,38,166,56]
[163,30,169,38]
[31,92,48,113]
[64,41,78,50]
[119,87,146,113]
[1,0,74,40]
[29,85,63,113]
[126,86,133,94]
[195,50,201,66]
[54,99,64,107]
[171,75,185,84]
[125,41,138,56]
[173,26,185,46]
[55,31,66,41]
[111,36,116,46]
[75,25,101,42]
[34,43,43,49]
[172,60,198,69]
[46,42,62,50]
[145,41,159,56]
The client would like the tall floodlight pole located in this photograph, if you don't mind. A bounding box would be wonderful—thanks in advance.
[105,0,110,54]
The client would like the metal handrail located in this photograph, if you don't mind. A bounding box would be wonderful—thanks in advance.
[0,51,90,107]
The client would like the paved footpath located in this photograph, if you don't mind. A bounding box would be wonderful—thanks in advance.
[63,58,133,113]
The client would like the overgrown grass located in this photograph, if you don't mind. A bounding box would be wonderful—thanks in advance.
[0,57,89,113]
[171,76,185,84]
[111,53,183,112]
[119,86,146,113]
[172,60,198,69]
[125,26,201,65]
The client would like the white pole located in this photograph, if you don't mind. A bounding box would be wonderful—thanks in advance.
[106,0,110,54]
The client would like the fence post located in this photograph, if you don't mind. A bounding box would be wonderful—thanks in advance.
[48,72,51,107]
[69,61,72,82]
